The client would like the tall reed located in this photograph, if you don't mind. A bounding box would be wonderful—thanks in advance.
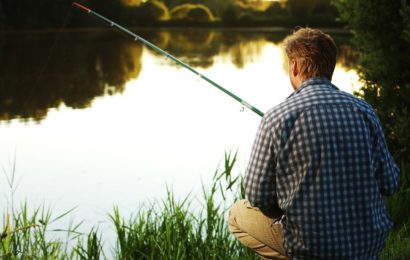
[1,153,409,259]
[110,150,256,259]
[1,151,256,259]
[380,162,410,260]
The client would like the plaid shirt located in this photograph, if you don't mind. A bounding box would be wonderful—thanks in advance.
[245,78,399,259]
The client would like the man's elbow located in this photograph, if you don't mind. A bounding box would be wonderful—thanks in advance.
[381,167,400,196]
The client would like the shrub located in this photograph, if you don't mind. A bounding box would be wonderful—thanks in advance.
[170,4,215,22]
[286,0,317,23]
[138,0,170,22]
[222,4,241,25]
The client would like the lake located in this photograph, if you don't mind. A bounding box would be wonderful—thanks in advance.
[0,28,360,233]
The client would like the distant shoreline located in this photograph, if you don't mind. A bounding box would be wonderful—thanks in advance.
[0,26,350,35]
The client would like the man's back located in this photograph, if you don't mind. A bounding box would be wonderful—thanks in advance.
[230,28,399,260]
[246,78,399,258]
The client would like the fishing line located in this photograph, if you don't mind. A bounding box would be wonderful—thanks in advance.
[27,5,75,104]
[36,5,73,90]
[72,2,265,117]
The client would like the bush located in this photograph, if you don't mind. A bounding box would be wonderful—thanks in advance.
[222,4,241,25]
[170,4,215,22]
[138,0,170,22]
[286,0,317,23]
[264,1,287,16]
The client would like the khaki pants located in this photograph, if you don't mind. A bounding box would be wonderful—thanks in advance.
[228,200,288,260]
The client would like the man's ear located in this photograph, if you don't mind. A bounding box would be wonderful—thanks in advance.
[291,58,298,77]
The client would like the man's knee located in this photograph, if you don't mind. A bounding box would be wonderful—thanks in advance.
[228,199,247,229]
[229,199,246,214]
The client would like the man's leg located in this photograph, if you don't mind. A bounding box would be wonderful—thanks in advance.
[228,199,288,260]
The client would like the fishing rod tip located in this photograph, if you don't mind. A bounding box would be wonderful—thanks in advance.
[72,2,91,13]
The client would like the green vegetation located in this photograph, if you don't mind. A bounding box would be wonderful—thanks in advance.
[1,205,81,259]
[1,0,408,258]
[381,162,410,259]
[170,4,215,23]
[2,154,409,259]
[1,152,256,259]
[132,0,170,24]
[0,0,342,30]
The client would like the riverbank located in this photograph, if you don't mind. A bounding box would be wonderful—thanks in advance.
[0,26,350,35]
[1,157,409,259]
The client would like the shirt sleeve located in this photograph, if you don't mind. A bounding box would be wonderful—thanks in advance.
[374,117,400,196]
[245,118,278,210]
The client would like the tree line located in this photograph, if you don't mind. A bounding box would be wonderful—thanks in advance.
[0,0,340,30]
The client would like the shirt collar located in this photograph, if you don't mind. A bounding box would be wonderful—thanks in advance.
[287,77,336,99]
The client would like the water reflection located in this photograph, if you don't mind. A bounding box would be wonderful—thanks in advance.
[0,29,361,238]
[0,31,142,122]
[0,29,357,122]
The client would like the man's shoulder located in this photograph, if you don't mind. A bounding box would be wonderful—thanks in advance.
[263,79,376,127]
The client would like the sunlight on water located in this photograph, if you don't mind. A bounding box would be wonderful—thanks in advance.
[0,34,361,235]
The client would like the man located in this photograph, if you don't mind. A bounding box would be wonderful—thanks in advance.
[228,28,400,259]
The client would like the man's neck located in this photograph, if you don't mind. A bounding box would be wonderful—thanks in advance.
[292,76,307,90]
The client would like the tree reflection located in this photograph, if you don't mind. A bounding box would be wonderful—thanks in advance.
[140,29,217,68]
[0,29,355,122]
[145,30,355,70]
[145,30,287,68]
[0,31,142,122]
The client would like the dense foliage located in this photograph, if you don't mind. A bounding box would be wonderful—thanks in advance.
[170,4,215,22]
[135,0,170,23]
[0,0,341,29]
[333,0,410,162]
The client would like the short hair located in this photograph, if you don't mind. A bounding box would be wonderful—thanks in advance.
[283,28,337,80]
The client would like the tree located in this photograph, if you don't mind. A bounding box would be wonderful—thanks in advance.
[222,4,241,25]
[140,0,170,21]
[1,0,73,29]
[234,0,271,11]
[127,0,169,25]
[163,0,229,17]
[121,0,142,7]
[333,0,410,161]
[0,0,5,29]
[286,0,317,23]
[264,1,287,16]
[312,0,336,14]
[170,4,215,22]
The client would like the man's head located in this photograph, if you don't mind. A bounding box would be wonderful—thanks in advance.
[283,28,337,89]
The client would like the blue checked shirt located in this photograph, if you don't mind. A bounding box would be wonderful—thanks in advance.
[245,78,400,259]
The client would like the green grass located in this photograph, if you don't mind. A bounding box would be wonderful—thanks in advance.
[1,151,257,259]
[1,203,81,259]
[380,162,410,260]
[1,153,409,259]
[381,223,410,260]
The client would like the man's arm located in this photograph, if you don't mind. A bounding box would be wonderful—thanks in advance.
[245,118,282,217]
[374,117,400,196]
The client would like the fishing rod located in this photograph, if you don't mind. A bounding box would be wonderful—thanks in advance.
[72,2,264,117]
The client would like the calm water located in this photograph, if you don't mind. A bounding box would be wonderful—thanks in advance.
[0,29,359,231]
